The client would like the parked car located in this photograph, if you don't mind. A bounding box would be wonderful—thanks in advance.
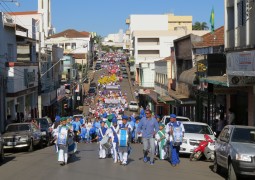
[35,118,52,146]
[180,121,215,154]
[162,115,191,125]
[90,82,97,89]
[122,72,128,78]
[121,65,127,71]
[0,133,4,163]
[128,101,139,111]
[213,125,255,179]
[2,123,42,152]
[95,64,101,70]
[88,88,96,96]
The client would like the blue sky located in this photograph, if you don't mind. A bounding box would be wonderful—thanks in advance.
[0,0,224,36]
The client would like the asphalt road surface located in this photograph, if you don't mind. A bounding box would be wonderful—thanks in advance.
[0,63,225,180]
[0,143,225,180]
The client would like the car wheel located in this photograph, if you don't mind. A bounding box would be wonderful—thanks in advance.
[228,161,238,180]
[28,139,34,152]
[213,155,221,173]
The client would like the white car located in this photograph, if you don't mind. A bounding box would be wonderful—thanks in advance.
[128,101,139,111]
[180,121,215,154]
[162,115,190,125]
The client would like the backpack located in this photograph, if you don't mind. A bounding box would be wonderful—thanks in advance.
[170,121,183,146]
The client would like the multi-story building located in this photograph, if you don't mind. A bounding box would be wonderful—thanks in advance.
[224,0,255,126]
[0,12,38,131]
[8,0,59,119]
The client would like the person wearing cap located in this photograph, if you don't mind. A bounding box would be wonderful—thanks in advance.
[57,117,70,166]
[166,114,185,167]
[155,123,169,160]
[137,109,159,165]
[95,121,108,159]
[118,115,133,165]
[155,115,161,123]
[109,118,120,163]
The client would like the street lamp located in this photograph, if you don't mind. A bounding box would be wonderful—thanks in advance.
[0,0,20,6]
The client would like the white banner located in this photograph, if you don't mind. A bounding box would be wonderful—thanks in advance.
[104,99,120,104]
[227,51,255,76]
[105,85,120,90]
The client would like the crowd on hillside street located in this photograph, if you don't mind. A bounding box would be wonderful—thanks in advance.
[51,104,185,166]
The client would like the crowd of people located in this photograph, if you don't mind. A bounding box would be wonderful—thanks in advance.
[50,109,185,167]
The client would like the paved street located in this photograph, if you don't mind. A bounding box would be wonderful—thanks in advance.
[0,143,224,180]
[0,63,225,180]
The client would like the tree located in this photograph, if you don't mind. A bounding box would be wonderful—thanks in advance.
[192,22,209,30]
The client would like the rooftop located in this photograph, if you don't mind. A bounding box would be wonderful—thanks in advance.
[49,29,90,39]
[7,11,39,16]
[193,26,224,48]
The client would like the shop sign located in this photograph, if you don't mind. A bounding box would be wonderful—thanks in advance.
[228,75,255,86]
[227,51,255,76]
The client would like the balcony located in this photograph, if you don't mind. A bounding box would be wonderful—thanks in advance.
[126,18,130,24]
[126,30,130,35]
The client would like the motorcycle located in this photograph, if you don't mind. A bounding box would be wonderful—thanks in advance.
[190,134,215,161]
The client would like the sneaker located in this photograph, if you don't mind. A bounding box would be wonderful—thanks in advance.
[143,157,148,163]
[150,161,154,165]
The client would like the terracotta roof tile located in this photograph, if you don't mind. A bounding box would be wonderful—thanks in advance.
[8,11,39,15]
[80,31,90,37]
[49,29,90,39]
[193,26,224,47]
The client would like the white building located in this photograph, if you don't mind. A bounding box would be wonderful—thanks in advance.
[0,12,39,129]
[133,30,209,88]
[224,0,255,126]
[45,29,91,65]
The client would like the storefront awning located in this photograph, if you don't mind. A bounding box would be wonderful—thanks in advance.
[179,67,197,86]
[158,95,175,105]
[146,90,158,103]
[201,76,228,86]
[169,89,196,105]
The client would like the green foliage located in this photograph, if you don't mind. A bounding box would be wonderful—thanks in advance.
[192,22,209,30]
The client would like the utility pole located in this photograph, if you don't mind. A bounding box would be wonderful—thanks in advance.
[38,32,42,118]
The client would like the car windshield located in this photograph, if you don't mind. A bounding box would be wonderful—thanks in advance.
[231,128,255,143]
[130,102,138,106]
[165,117,189,124]
[6,124,30,132]
[183,124,213,135]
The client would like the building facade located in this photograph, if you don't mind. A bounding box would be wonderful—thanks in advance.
[224,0,255,126]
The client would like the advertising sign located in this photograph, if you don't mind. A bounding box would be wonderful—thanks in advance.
[227,51,255,76]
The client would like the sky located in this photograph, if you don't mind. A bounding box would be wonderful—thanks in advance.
[0,0,224,37]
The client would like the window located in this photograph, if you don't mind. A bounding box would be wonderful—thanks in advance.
[237,0,246,26]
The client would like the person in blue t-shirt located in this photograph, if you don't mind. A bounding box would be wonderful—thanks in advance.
[72,117,82,142]
[137,109,159,165]
[80,124,87,143]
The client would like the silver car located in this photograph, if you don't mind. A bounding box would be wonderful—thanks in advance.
[2,123,42,152]
[213,125,255,179]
